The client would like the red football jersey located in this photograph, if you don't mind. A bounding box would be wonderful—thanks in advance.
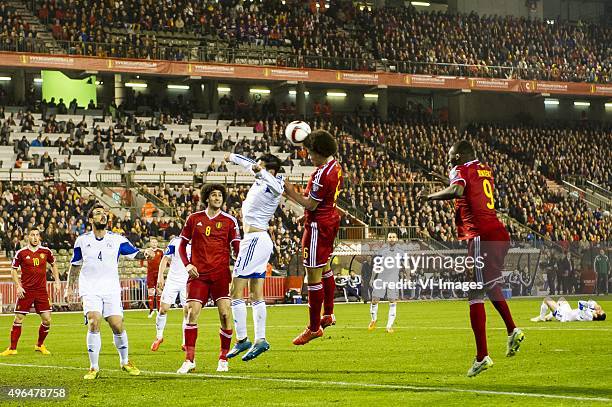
[449,159,506,240]
[11,246,55,291]
[146,249,164,275]
[180,210,241,279]
[304,158,343,223]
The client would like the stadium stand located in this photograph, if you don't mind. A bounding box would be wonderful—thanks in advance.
[1,0,606,82]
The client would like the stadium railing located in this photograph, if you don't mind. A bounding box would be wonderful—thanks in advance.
[0,277,287,313]
[1,36,589,82]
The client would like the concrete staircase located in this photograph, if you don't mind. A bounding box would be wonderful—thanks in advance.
[7,0,63,54]
[0,254,12,282]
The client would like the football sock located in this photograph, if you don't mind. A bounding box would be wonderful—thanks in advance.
[540,302,549,319]
[386,303,397,329]
[37,323,50,346]
[156,295,161,310]
[10,322,22,350]
[113,331,129,366]
[488,286,517,335]
[148,295,155,312]
[469,301,488,362]
[182,316,188,346]
[322,270,335,316]
[219,328,233,360]
[231,299,248,341]
[307,282,324,331]
[184,324,197,362]
[86,331,101,370]
[156,313,167,340]
[252,300,267,341]
[370,303,379,321]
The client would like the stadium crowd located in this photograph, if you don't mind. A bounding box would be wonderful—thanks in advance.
[21,0,610,83]
[355,117,611,242]
[479,124,611,189]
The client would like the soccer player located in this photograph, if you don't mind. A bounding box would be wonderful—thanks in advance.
[223,153,284,361]
[150,236,190,351]
[284,129,343,345]
[369,232,400,333]
[531,297,606,322]
[146,238,164,318]
[66,203,154,380]
[419,140,524,377]
[176,184,241,374]
[1,228,60,356]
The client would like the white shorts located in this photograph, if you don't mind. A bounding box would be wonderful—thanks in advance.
[554,301,572,322]
[371,286,400,301]
[161,280,187,307]
[82,292,123,318]
[233,231,273,279]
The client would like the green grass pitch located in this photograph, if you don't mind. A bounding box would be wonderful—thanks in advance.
[0,297,610,406]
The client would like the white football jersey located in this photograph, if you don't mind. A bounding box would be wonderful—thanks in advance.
[375,246,402,283]
[554,301,594,322]
[163,237,190,285]
[229,153,284,230]
[71,231,140,296]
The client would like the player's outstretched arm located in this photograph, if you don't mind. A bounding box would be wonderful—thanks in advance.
[157,256,170,290]
[51,262,61,295]
[283,178,319,211]
[419,184,464,202]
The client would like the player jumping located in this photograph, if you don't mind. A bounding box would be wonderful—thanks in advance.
[531,297,606,322]
[223,153,284,361]
[66,203,154,380]
[419,140,524,377]
[1,228,60,356]
[150,236,191,351]
[284,129,343,345]
[177,184,241,374]
[146,238,164,318]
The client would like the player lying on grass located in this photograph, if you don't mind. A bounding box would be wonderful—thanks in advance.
[531,297,606,322]
[1,227,60,356]
[66,203,155,380]
[150,236,191,352]
[224,153,284,362]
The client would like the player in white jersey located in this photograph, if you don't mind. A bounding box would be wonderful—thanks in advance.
[531,297,606,322]
[150,236,191,351]
[223,152,284,361]
[369,232,401,333]
[66,203,154,380]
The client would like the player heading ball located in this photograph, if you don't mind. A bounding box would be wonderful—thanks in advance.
[284,129,343,345]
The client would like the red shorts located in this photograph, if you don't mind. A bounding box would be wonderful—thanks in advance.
[15,289,51,314]
[186,274,231,304]
[467,227,510,288]
[302,218,340,268]
[147,272,159,289]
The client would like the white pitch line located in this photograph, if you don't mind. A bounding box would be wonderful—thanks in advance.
[0,362,609,403]
[33,323,612,332]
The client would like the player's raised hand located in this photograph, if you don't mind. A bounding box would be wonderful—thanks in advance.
[186,264,199,279]
[223,153,231,162]
[416,187,429,204]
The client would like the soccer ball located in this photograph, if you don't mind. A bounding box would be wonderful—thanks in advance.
[285,121,311,144]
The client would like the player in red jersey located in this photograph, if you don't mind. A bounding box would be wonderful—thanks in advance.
[284,129,343,345]
[145,238,164,318]
[176,184,241,374]
[420,140,524,377]
[1,228,60,356]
